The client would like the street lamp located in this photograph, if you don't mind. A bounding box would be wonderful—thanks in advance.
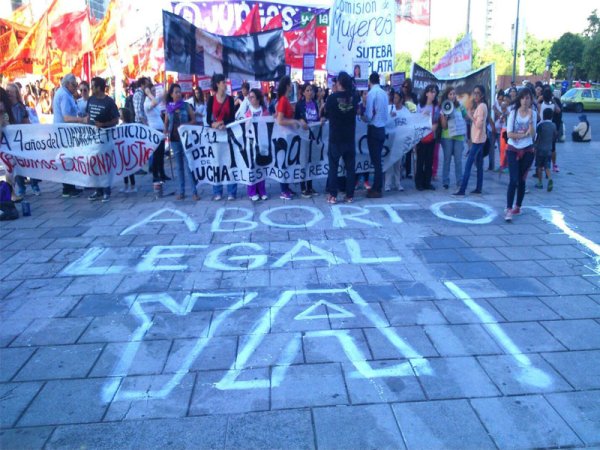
[511,0,521,83]
[567,62,574,85]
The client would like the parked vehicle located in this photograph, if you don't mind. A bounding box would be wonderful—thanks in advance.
[561,88,600,113]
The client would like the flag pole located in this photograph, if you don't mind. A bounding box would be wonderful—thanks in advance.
[427,0,432,70]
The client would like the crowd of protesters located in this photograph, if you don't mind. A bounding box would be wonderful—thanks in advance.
[0,71,590,222]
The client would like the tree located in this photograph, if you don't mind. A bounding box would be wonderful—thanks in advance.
[523,33,553,75]
[394,52,413,74]
[417,38,452,71]
[478,43,513,75]
[584,9,599,38]
[549,32,586,78]
[582,32,600,80]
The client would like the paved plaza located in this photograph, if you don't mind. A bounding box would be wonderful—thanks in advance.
[1,113,600,449]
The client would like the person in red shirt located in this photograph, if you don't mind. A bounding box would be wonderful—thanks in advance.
[207,73,237,201]
[275,75,302,200]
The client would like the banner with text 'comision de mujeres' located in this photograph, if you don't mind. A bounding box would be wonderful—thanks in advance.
[326,0,395,75]
[179,113,430,186]
[0,124,163,187]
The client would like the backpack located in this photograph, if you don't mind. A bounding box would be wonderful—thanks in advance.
[0,181,19,221]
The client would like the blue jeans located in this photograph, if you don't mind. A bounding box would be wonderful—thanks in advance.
[326,141,356,197]
[15,176,39,195]
[458,141,484,193]
[367,125,385,192]
[171,140,197,196]
[213,183,237,197]
[441,138,463,187]
[506,150,534,208]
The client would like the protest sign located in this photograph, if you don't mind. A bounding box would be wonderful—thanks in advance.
[0,124,162,187]
[327,0,394,74]
[303,53,316,82]
[432,34,472,77]
[390,71,406,91]
[163,10,286,81]
[179,113,431,186]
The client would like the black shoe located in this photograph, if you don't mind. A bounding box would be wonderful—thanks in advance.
[470,189,482,194]
[161,175,171,181]
[135,169,147,175]
[443,184,449,189]
[426,185,436,191]
[153,177,161,183]
[452,191,465,196]
[366,190,382,198]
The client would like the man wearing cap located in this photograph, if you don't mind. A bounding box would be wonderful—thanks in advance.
[572,114,591,142]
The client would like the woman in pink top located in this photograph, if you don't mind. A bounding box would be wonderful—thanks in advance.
[453,85,488,196]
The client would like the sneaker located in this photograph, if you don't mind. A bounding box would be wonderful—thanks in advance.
[279,191,293,200]
[398,184,404,192]
[161,175,172,181]
[227,195,235,201]
[443,184,449,189]
[308,189,319,196]
[130,186,138,193]
[119,186,128,193]
[31,186,41,196]
[327,194,337,204]
[176,194,184,200]
[101,194,110,203]
[250,194,260,202]
[212,194,222,201]
[535,182,543,189]
[504,208,513,222]
[363,180,372,190]
[512,206,521,215]
[547,179,553,192]
[553,164,560,173]
[88,192,101,201]
[288,189,297,197]
[260,194,269,201]
[192,194,200,201]
[344,196,353,203]
[355,181,363,191]
[452,191,465,196]
[384,186,391,192]
[301,190,312,198]
[71,189,83,198]
[62,192,71,198]
[470,189,482,194]
[426,185,436,191]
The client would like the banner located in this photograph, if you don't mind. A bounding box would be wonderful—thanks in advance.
[395,0,430,25]
[163,10,286,81]
[411,62,495,109]
[179,113,431,185]
[432,34,472,78]
[327,0,394,74]
[0,30,18,64]
[0,124,162,188]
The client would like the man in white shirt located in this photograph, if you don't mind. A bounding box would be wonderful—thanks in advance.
[362,72,388,198]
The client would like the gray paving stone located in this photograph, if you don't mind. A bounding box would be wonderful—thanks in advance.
[425,324,503,356]
[539,275,600,295]
[491,277,556,296]
[326,302,390,329]
[351,284,402,303]
[461,235,507,247]
[14,344,104,381]
[0,348,34,382]
[237,332,304,368]
[11,318,91,347]
[471,395,583,449]
[105,373,194,420]
[455,247,508,262]
[449,261,507,278]
[78,315,142,343]
[62,275,125,296]
[163,336,237,372]
[364,325,439,359]
[208,307,269,337]
[444,278,507,299]
[0,426,54,449]
[270,363,347,409]
[113,273,175,294]
[189,369,270,415]
[303,328,371,363]
[545,390,600,446]
[487,297,561,321]
[540,295,600,319]
[18,378,108,427]
[493,259,554,277]
[542,350,600,389]
[0,280,20,299]
[47,416,228,449]
[170,271,223,291]
[342,360,425,403]
[361,263,414,284]
[7,277,72,298]
[434,298,504,324]
[220,269,271,288]
[4,295,81,322]
[381,301,446,326]
[422,236,468,248]
[496,321,567,352]
[541,319,600,350]
[316,264,367,284]
[395,281,448,300]
[270,267,319,287]
[225,409,314,450]
[270,304,331,333]
[68,294,131,317]
[536,258,592,276]
[392,399,496,450]
[417,248,466,263]
[496,246,550,261]
[90,340,171,377]
[0,382,42,428]
[538,244,592,259]
[314,404,405,449]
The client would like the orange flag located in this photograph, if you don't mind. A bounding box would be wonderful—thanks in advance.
[0,30,18,65]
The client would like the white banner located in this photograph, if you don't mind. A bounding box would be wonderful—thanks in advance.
[180,113,431,185]
[326,0,394,74]
[432,34,472,78]
[0,124,163,187]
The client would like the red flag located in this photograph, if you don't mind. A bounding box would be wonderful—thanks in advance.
[50,10,92,56]
[234,4,261,36]
[263,14,283,31]
[285,16,316,69]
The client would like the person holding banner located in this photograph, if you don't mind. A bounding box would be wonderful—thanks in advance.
[415,84,440,191]
[363,72,389,198]
[207,73,237,201]
[165,83,199,201]
[439,86,467,190]
[295,84,322,198]
[454,85,488,197]
[144,83,169,183]
[385,90,408,192]
[243,88,270,202]
[275,75,303,200]
[53,74,87,198]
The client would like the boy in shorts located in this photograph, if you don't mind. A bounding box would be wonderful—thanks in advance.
[534,108,556,192]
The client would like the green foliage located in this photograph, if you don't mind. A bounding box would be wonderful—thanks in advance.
[549,32,586,78]
[478,43,512,75]
[584,9,599,38]
[582,32,600,80]
[523,33,553,75]
[417,38,452,71]
[394,52,413,74]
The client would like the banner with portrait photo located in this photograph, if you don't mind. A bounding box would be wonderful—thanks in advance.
[0,124,163,187]
[179,113,431,186]
[163,10,286,81]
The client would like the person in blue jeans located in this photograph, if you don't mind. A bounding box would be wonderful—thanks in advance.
[439,86,467,190]
[454,85,488,196]
[165,83,199,201]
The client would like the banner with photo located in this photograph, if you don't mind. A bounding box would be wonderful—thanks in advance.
[0,124,162,187]
[179,114,431,186]
[327,0,395,75]
[411,62,495,108]
[163,10,286,81]
[432,34,472,77]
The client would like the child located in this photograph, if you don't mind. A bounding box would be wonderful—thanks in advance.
[534,108,556,192]
[119,108,137,193]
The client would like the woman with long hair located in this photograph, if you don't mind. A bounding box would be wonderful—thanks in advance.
[439,86,467,190]
[385,90,408,192]
[275,75,302,200]
[189,87,207,125]
[453,85,488,196]
[295,83,321,198]
[244,88,270,202]
[503,88,537,221]
[415,84,439,191]
[164,83,198,201]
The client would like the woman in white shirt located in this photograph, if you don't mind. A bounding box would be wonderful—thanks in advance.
[144,84,169,182]
[188,87,207,125]
[504,88,537,221]
[385,90,409,192]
